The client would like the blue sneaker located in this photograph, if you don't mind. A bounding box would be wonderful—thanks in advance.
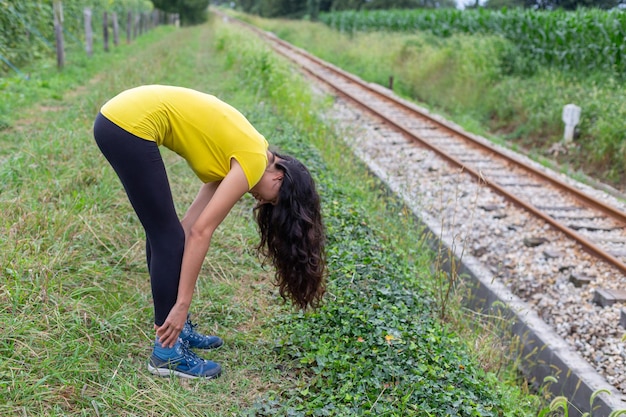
[147,338,221,379]
[180,316,223,350]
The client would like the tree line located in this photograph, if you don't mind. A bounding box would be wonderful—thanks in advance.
[479,0,623,10]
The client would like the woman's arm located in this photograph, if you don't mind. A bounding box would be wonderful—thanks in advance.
[181,181,220,238]
[156,159,251,347]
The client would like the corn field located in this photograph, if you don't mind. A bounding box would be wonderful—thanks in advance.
[320,8,626,77]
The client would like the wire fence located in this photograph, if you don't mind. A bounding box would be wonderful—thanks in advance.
[0,1,177,78]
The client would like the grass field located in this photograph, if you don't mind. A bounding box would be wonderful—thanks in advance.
[1,15,542,416]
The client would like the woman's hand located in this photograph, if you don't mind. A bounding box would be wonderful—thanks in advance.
[156,161,249,349]
[154,302,190,348]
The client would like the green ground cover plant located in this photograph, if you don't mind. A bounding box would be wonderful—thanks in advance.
[240,12,626,190]
[1,13,542,416]
[214,24,539,415]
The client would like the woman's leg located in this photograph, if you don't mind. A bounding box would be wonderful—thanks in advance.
[93,113,221,379]
[93,113,183,326]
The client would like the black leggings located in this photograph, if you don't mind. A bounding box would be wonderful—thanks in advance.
[93,112,184,326]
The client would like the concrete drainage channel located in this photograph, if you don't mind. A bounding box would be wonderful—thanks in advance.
[360,159,626,416]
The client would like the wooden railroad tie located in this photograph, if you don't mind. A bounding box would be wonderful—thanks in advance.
[592,288,626,308]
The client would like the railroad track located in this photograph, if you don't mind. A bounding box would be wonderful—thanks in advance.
[227,14,626,288]
[217,12,626,408]
[281,33,624,270]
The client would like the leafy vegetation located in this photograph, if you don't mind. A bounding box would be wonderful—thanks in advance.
[0,0,155,77]
[153,0,211,24]
[0,14,543,416]
[232,0,455,21]
[245,192,536,415]
[482,0,621,10]
[320,8,626,78]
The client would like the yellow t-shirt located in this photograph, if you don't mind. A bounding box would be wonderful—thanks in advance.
[100,85,269,188]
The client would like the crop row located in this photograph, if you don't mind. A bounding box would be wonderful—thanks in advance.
[319,8,626,76]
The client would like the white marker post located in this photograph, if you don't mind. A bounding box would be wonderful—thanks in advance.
[562,104,581,142]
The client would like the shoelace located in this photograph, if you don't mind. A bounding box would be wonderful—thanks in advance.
[186,318,198,330]
[179,339,203,365]
[185,319,207,341]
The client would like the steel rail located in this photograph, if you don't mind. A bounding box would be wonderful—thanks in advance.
[223,13,626,276]
[294,66,626,276]
[266,31,626,225]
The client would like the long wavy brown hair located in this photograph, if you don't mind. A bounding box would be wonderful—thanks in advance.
[254,153,326,310]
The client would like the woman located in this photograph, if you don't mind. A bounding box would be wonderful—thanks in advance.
[93,85,326,379]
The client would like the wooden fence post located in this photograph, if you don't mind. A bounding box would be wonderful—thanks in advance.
[126,11,132,44]
[84,7,93,57]
[103,11,109,52]
[53,0,65,69]
[133,13,139,39]
[112,12,119,46]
